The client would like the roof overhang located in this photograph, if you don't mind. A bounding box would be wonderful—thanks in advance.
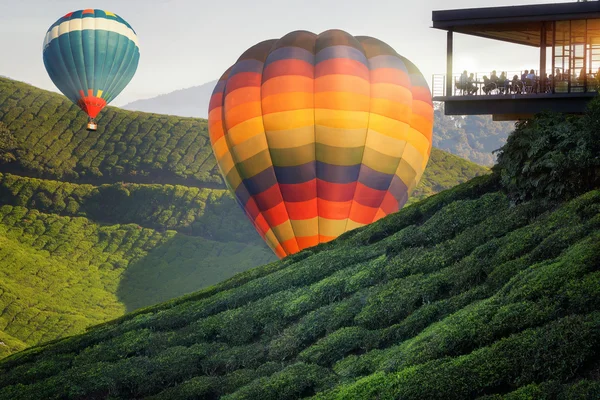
[433,2,600,47]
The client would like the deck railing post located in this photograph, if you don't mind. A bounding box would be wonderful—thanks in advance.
[446,30,453,97]
[540,22,547,93]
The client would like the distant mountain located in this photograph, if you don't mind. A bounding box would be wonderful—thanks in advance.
[123,83,514,166]
[122,80,218,118]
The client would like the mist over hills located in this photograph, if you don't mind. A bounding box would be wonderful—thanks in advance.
[122,80,218,118]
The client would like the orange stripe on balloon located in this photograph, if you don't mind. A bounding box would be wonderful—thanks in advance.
[274,245,287,258]
[262,202,291,227]
[225,87,261,110]
[254,214,271,236]
[370,68,411,86]
[373,208,387,222]
[369,98,412,122]
[262,92,314,114]
[319,235,337,243]
[317,198,352,219]
[281,238,300,255]
[285,199,319,220]
[348,201,378,225]
[412,86,433,104]
[224,102,262,130]
[262,76,314,97]
[379,191,399,214]
[314,92,370,112]
[296,235,320,250]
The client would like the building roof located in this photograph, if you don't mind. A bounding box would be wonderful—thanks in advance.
[432,2,600,47]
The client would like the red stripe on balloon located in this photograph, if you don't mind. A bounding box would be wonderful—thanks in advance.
[225,72,262,95]
[253,185,284,212]
[315,58,370,80]
[263,59,314,81]
[370,68,411,86]
[279,180,317,202]
[317,180,357,202]
[286,199,318,220]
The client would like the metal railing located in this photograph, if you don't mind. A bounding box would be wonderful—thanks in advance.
[432,70,599,98]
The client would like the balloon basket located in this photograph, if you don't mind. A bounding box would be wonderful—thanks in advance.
[86,120,97,131]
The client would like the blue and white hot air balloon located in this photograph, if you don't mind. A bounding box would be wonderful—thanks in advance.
[42,9,140,130]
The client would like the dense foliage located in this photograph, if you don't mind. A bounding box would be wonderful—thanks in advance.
[495,98,600,203]
[0,76,489,362]
[0,173,258,243]
[0,77,220,184]
[1,172,598,399]
[0,121,17,163]
[408,148,488,204]
[433,103,515,166]
[0,204,273,357]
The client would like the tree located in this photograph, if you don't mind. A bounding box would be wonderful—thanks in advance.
[0,122,17,163]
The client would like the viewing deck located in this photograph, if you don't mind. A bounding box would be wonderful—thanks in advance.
[431,71,598,120]
[432,2,600,120]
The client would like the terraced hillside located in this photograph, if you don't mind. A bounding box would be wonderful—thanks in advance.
[1,171,598,399]
[0,76,489,360]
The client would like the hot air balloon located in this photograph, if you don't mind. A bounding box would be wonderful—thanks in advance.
[42,9,140,131]
[208,30,433,259]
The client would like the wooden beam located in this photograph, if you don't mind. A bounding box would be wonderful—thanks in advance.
[540,22,547,92]
[447,30,453,96]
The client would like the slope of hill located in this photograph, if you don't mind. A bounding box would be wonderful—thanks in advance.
[1,171,598,399]
[0,203,274,357]
[122,81,218,118]
[0,77,220,185]
[0,76,487,360]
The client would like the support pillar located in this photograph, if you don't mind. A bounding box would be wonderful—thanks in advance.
[540,22,547,92]
[446,30,453,96]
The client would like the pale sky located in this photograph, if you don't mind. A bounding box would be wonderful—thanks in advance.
[0,0,567,106]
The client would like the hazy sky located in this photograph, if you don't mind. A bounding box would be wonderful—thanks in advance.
[1,0,563,105]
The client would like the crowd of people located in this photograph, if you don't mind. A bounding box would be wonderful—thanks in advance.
[455,67,600,95]
[457,69,550,95]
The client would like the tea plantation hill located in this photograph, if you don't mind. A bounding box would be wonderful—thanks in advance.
[1,101,600,399]
[0,76,487,359]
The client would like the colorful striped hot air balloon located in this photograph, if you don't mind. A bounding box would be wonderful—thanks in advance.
[208,30,433,259]
[42,9,140,131]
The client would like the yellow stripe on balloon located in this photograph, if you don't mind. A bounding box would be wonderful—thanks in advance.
[262,109,315,130]
[315,109,370,129]
[364,129,407,158]
[316,126,369,148]
[266,126,315,149]
[230,134,269,163]
[366,113,410,140]
[318,217,350,238]
[226,116,265,146]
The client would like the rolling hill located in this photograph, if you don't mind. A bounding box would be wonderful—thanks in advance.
[0,76,488,360]
[1,169,598,399]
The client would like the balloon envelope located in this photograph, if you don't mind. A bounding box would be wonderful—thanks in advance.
[42,9,140,119]
[208,30,433,258]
